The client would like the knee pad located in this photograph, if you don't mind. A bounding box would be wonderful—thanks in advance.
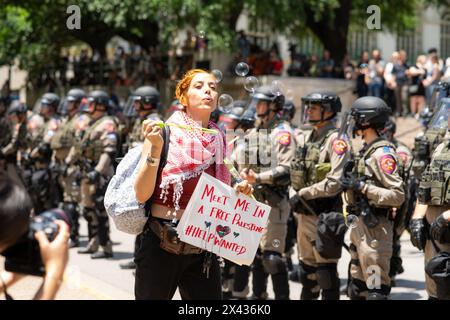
[316,263,339,290]
[261,252,286,275]
[298,261,318,289]
[348,278,367,300]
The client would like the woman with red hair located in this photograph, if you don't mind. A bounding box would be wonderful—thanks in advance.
[133,69,253,300]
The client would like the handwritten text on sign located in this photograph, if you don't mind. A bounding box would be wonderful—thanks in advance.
[177,173,271,266]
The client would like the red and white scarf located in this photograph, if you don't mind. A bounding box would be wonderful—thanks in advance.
[159,110,231,211]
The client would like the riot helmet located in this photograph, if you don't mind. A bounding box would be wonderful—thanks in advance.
[300,91,341,125]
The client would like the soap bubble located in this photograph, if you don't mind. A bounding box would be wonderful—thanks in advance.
[235,62,250,77]
[198,30,206,39]
[218,94,234,113]
[270,80,286,96]
[211,69,223,83]
[272,239,281,248]
[346,214,359,229]
[244,76,259,93]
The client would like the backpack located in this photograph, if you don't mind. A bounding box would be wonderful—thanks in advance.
[104,127,170,235]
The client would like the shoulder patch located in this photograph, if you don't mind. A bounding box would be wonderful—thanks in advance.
[332,138,348,156]
[379,154,397,174]
[276,131,291,146]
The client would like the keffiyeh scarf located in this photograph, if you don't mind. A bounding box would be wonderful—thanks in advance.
[159,110,231,211]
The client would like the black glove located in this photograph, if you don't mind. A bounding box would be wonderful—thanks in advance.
[409,218,427,251]
[339,175,364,192]
[289,194,302,213]
[87,170,100,184]
[430,214,450,244]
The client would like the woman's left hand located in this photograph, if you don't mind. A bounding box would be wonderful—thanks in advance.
[234,180,254,197]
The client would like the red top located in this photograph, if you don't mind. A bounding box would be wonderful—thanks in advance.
[152,165,216,210]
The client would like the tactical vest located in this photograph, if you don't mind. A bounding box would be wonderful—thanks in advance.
[244,119,288,175]
[80,116,116,162]
[290,129,337,191]
[50,116,78,150]
[412,127,447,178]
[354,140,403,182]
[418,139,450,206]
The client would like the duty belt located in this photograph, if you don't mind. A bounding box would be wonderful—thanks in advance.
[148,218,203,255]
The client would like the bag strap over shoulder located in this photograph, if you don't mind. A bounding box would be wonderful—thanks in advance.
[144,126,170,215]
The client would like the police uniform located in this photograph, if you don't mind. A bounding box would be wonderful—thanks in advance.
[290,121,350,300]
[68,114,117,257]
[240,115,295,299]
[345,139,405,299]
[416,135,450,299]
[50,112,84,244]
[1,117,28,188]
[389,138,414,281]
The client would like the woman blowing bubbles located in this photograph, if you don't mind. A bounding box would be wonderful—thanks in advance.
[134,69,253,300]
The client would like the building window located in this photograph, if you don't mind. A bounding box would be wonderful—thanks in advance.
[347,28,377,61]
[441,11,450,59]
[396,24,422,64]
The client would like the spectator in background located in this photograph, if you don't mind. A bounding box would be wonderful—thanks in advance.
[408,55,427,117]
[384,51,399,113]
[423,54,441,104]
[367,49,385,98]
[318,49,334,78]
[236,30,250,60]
[442,57,450,82]
[392,50,409,116]
[308,54,319,77]
[355,51,370,97]
[269,49,283,75]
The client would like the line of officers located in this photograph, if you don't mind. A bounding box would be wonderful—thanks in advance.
[0,86,163,259]
[217,85,450,301]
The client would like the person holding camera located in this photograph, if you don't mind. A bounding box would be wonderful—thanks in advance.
[0,172,69,300]
[133,69,253,300]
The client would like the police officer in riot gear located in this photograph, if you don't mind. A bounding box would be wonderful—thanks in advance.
[66,90,118,259]
[239,85,295,300]
[1,101,28,188]
[339,96,405,300]
[27,93,62,212]
[119,86,162,269]
[410,99,450,300]
[126,86,163,151]
[50,88,87,247]
[217,100,246,131]
[288,91,349,300]
[380,119,415,285]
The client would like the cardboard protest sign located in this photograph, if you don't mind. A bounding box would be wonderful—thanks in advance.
[176,173,271,266]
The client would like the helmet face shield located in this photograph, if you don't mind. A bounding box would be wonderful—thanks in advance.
[338,111,355,140]
[429,99,450,130]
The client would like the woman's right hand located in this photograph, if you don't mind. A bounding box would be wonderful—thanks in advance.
[35,220,70,280]
[142,120,164,151]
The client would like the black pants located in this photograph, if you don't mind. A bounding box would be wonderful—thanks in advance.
[134,228,222,300]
